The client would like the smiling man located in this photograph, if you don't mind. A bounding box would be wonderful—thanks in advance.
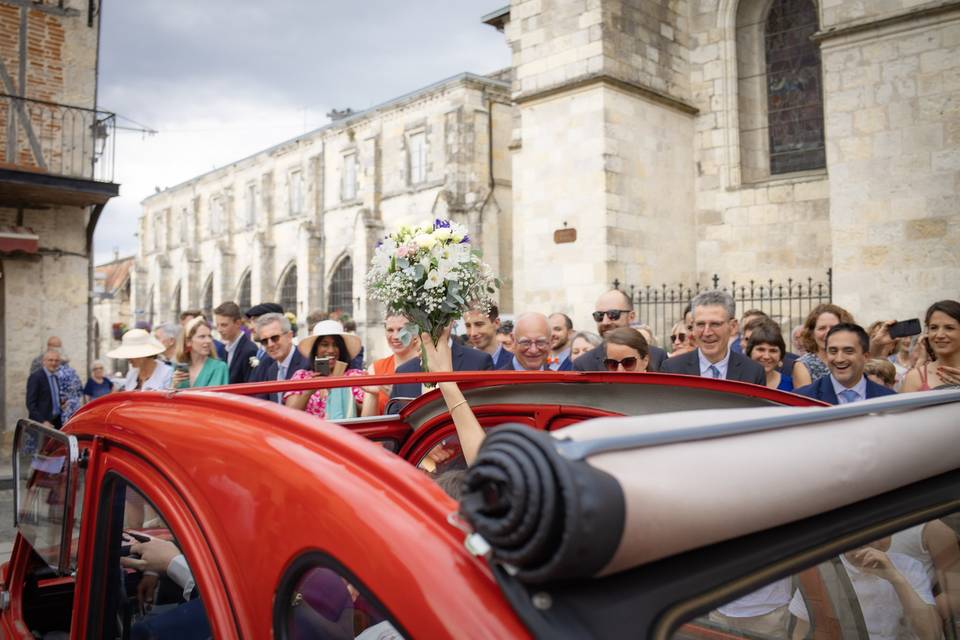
[500,313,562,371]
[247,312,309,402]
[661,291,765,384]
[463,305,511,369]
[794,323,896,404]
[574,289,666,371]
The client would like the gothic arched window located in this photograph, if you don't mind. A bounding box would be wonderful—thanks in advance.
[765,0,825,174]
[172,282,182,321]
[278,263,298,315]
[328,256,353,317]
[237,270,252,312]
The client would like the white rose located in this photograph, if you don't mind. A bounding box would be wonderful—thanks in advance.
[424,270,444,289]
[414,233,436,249]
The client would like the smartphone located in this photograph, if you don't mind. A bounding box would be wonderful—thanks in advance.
[888,318,922,339]
[313,357,332,376]
[173,362,189,373]
[124,530,151,543]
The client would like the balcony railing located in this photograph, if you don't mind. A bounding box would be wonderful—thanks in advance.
[1,93,115,183]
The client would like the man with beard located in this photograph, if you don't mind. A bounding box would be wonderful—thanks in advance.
[548,313,573,370]
[573,290,666,372]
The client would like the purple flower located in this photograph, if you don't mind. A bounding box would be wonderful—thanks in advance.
[459,235,470,244]
[434,218,451,229]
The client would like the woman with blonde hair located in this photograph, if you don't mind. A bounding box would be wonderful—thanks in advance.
[792,303,855,387]
[172,316,228,388]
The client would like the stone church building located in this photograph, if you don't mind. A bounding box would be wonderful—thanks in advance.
[136,0,959,358]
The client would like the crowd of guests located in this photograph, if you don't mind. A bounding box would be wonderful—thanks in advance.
[25,288,960,429]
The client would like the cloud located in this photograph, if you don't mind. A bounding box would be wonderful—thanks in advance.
[94,0,511,264]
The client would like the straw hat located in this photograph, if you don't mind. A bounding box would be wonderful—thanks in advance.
[106,329,166,360]
[298,320,362,361]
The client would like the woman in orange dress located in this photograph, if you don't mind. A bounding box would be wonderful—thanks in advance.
[362,314,421,415]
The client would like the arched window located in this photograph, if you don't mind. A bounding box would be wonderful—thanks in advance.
[172,282,181,321]
[278,263,298,315]
[202,275,214,320]
[736,0,824,182]
[328,256,353,317]
[237,270,252,312]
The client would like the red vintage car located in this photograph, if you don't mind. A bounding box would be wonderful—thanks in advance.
[2,372,958,640]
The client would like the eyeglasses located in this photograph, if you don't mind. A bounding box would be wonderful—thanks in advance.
[261,333,286,344]
[670,333,687,343]
[603,357,639,371]
[592,309,631,322]
[516,338,549,351]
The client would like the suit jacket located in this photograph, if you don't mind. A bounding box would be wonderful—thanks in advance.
[388,341,494,411]
[214,339,227,361]
[227,333,259,385]
[572,344,667,373]
[247,348,310,402]
[26,367,59,423]
[659,349,766,385]
[793,375,897,405]
[496,356,572,371]
[493,347,514,370]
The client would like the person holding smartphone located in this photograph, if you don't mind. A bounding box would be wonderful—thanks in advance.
[172,317,229,389]
[902,300,960,391]
[283,320,366,420]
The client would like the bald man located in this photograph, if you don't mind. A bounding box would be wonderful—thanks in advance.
[498,313,570,371]
[30,336,63,375]
[573,290,667,372]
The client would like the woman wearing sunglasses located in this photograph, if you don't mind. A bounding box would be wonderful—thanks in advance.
[602,327,651,372]
[668,321,695,358]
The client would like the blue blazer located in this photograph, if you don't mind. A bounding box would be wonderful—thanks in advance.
[388,341,494,411]
[493,347,514,370]
[227,333,259,385]
[26,367,59,423]
[247,348,310,402]
[793,375,896,405]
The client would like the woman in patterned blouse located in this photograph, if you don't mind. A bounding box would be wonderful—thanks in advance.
[283,320,366,420]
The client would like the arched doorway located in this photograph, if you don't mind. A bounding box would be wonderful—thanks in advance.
[278,262,298,315]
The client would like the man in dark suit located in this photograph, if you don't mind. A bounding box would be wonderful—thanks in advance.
[794,323,897,405]
[463,305,513,369]
[660,291,766,385]
[389,333,494,410]
[573,289,667,372]
[496,313,572,371]
[247,312,309,402]
[26,349,64,428]
[214,301,259,384]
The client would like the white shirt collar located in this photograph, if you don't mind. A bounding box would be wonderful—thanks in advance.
[277,347,295,375]
[224,334,242,353]
[830,374,867,402]
[698,348,731,379]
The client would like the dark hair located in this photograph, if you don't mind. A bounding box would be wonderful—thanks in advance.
[468,304,499,321]
[435,469,467,500]
[213,301,242,321]
[746,320,786,358]
[497,320,514,335]
[741,309,768,323]
[604,327,649,358]
[801,304,855,353]
[180,309,203,321]
[342,320,357,332]
[310,334,349,362]
[743,315,771,336]
[925,300,960,326]
[550,313,573,330]
[864,359,896,386]
[826,323,870,353]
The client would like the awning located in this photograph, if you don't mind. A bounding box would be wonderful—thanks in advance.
[0,226,40,255]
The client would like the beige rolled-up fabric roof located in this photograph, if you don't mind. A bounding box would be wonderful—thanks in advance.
[460,390,960,584]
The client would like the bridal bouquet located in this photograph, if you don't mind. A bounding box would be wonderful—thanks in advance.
[366,219,498,354]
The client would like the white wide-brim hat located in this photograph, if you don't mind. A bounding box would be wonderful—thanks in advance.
[106,329,166,360]
[297,320,362,361]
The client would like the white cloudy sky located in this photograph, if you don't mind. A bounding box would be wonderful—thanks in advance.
[95,1,511,264]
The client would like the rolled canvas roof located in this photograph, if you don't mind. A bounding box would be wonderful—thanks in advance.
[461,390,960,583]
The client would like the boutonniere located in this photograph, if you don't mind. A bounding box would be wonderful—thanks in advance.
[249,356,260,368]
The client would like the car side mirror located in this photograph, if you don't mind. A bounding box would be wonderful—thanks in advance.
[13,419,81,575]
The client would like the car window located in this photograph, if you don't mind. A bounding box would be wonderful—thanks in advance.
[416,432,467,477]
[87,474,213,640]
[671,512,960,640]
[278,555,405,640]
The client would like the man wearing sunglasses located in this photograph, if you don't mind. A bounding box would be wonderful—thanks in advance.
[497,313,569,371]
[660,291,766,384]
[573,290,666,372]
[247,312,310,401]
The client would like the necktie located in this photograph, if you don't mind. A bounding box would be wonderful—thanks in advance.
[838,389,859,404]
[49,373,61,416]
[275,364,287,404]
[708,365,721,379]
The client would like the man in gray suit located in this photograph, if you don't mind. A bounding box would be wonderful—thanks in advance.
[660,290,765,385]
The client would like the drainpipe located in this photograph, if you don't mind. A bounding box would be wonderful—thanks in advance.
[86,203,105,371]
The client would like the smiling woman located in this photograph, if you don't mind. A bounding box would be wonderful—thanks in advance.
[902,300,960,392]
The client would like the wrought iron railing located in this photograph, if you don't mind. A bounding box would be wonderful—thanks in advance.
[614,269,833,347]
[1,93,115,182]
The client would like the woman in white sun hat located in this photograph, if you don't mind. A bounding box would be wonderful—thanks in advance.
[283,320,366,420]
[107,329,173,391]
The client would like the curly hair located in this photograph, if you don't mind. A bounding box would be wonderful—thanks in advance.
[800,304,855,354]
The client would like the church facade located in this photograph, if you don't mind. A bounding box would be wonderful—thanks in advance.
[135,0,959,356]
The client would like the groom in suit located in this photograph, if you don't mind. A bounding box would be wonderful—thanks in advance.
[214,301,259,384]
[660,290,766,385]
[794,323,896,404]
[247,312,309,402]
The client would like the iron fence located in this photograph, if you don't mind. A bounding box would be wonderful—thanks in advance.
[1,93,115,182]
[615,269,833,348]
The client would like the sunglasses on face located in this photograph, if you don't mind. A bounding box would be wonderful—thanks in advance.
[603,357,639,371]
[261,333,285,344]
[671,333,687,343]
[592,309,630,322]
